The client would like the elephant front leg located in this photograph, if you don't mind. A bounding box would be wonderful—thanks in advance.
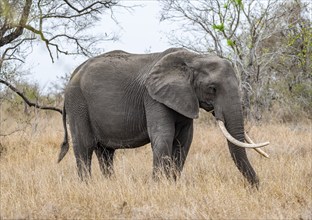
[145,101,176,179]
[172,119,193,174]
[152,137,175,180]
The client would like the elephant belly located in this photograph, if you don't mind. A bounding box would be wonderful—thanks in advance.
[97,133,150,149]
[89,107,150,149]
[94,125,150,149]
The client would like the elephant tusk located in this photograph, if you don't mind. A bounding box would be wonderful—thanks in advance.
[217,120,270,149]
[245,132,270,158]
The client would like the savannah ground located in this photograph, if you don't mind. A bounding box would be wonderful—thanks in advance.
[0,110,311,219]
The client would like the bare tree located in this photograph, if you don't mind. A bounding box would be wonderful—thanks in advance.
[0,0,119,63]
[0,0,123,113]
[160,0,311,120]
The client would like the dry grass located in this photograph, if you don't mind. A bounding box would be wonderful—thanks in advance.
[0,112,311,219]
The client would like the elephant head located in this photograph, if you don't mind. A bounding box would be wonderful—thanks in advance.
[146,49,269,186]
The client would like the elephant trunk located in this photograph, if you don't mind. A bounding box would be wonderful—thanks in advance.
[219,102,259,187]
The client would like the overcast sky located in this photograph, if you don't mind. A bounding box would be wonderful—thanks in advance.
[26,1,174,90]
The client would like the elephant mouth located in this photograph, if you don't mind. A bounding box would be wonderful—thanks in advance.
[199,101,214,112]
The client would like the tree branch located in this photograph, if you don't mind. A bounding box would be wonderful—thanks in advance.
[63,0,116,13]
[23,24,56,62]
[0,37,35,69]
[0,79,63,114]
[0,0,32,47]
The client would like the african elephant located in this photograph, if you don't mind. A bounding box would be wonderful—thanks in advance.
[58,48,269,187]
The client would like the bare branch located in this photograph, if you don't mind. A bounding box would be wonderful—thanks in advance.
[0,37,34,68]
[0,79,62,114]
[22,24,55,62]
[0,0,32,47]
[63,0,116,13]
[0,0,123,69]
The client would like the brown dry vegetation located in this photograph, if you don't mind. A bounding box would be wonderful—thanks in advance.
[0,110,311,219]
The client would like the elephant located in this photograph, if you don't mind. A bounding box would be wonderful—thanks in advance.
[58,48,269,187]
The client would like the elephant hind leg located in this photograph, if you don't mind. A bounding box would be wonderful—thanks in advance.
[95,144,115,177]
[69,118,95,180]
[65,86,97,180]
[67,107,95,180]
[75,147,94,180]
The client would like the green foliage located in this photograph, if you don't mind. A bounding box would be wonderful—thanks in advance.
[271,78,312,121]
[212,23,225,32]
[0,0,12,19]
[223,0,243,9]
[291,83,312,111]
[227,39,235,47]
[231,0,243,8]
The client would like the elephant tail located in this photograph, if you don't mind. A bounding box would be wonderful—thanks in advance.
[57,104,69,163]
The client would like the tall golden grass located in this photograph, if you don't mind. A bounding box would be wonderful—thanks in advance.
[0,111,311,219]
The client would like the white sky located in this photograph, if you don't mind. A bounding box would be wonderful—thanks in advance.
[26,1,174,90]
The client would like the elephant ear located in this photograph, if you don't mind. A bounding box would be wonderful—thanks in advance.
[146,50,199,119]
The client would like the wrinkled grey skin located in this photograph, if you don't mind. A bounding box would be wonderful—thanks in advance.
[58,48,259,187]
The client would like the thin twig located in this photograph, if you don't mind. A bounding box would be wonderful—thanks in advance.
[0,128,25,137]
[63,0,115,13]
